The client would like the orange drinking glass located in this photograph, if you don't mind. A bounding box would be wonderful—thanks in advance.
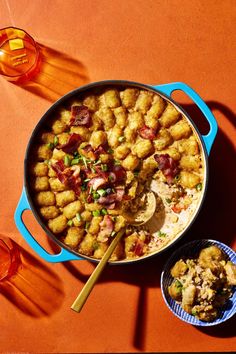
[0,27,41,84]
[0,235,21,281]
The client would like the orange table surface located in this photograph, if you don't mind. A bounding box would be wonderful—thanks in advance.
[0,0,236,352]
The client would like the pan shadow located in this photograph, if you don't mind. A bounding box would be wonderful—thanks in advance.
[46,99,235,349]
[0,239,64,317]
[14,43,90,102]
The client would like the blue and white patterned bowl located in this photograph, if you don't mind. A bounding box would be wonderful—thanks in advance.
[161,239,236,326]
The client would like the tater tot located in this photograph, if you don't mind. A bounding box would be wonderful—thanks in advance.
[97,107,115,130]
[51,119,67,134]
[179,171,201,189]
[132,139,154,158]
[154,129,173,150]
[40,206,59,219]
[37,145,52,160]
[114,144,130,160]
[114,215,126,232]
[139,156,158,180]
[35,191,55,206]
[104,89,121,108]
[107,125,123,148]
[180,155,201,171]
[146,94,165,120]
[57,132,70,145]
[52,148,66,160]
[70,126,90,141]
[159,147,181,161]
[159,103,180,128]
[124,126,137,143]
[144,116,159,130]
[55,190,76,207]
[90,112,103,131]
[79,233,95,256]
[49,177,67,192]
[63,200,83,219]
[64,227,84,248]
[122,154,140,171]
[83,95,98,112]
[110,241,125,260]
[33,176,49,192]
[135,90,153,113]
[48,166,57,177]
[94,242,108,258]
[170,120,192,140]
[113,106,127,128]
[41,132,55,144]
[81,210,92,221]
[88,216,103,235]
[89,130,107,149]
[60,109,71,125]
[177,135,199,155]
[31,162,48,177]
[128,111,144,130]
[120,88,139,108]
[48,214,67,234]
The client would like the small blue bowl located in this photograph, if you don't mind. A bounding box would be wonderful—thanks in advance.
[161,239,236,326]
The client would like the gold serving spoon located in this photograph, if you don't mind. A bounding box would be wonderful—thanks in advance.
[71,191,156,313]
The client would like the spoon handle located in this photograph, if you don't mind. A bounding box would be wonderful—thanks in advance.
[71,228,125,313]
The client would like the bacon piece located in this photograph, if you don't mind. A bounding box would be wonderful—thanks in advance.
[97,194,117,206]
[154,153,179,184]
[94,145,107,158]
[87,177,107,191]
[110,165,126,183]
[115,187,125,201]
[70,105,91,127]
[97,215,114,242]
[134,240,145,256]
[139,125,156,140]
[58,133,82,154]
[51,160,82,195]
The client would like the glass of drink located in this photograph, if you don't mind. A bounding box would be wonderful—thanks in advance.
[0,235,21,281]
[0,27,41,84]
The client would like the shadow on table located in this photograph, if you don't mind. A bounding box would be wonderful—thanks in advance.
[14,43,90,102]
[48,100,235,348]
[0,240,64,317]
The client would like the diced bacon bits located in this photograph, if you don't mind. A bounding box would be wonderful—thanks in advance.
[70,105,92,127]
[58,133,82,154]
[154,153,179,184]
[139,125,156,140]
[98,215,114,242]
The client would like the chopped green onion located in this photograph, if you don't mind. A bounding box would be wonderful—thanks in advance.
[64,155,71,166]
[109,175,114,182]
[97,189,106,197]
[93,159,101,166]
[133,171,139,177]
[53,136,59,146]
[81,185,86,191]
[92,210,101,217]
[73,151,79,157]
[44,159,51,166]
[110,231,116,237]
[118,136,125,143]
[196,183,202,191]
[89,186,93,194]
[165,198,172,204]
[101,164,108,171]
[71,158,80,165]
[114,160,121,166]
[76,213,81,222]
[85,221,90,230]
[91,166,96,173]
[84,178,91,183]
[101,208,108,215]
[67,220,73,226]
[158,231,166,237]
[47,142,54,150]
[81,155,87,168]
[108,148,114,154]
[93,191,100,200]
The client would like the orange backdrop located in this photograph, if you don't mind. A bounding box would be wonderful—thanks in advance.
[0,0,235,352]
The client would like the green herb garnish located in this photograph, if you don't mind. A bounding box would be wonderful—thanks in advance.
[97,189,106,197]
[53,136,59,146]
[165,198,172,204]
[76,213,81,222]
[108,148,114,154]
[158,231,166,237]
[67,220,73,226]
[92,210,101,217]
[47,142,54,150]
[110,231,116,237]
[196,183,202,191]
[101,208,108,215]
[64,155,71,166]
[71,158,80,165]
[101,164,108,171]
[133,171,140,177]
[93,191,100,200]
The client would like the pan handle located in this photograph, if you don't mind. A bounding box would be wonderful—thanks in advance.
[14,188,82,262]
[152,82,218,155]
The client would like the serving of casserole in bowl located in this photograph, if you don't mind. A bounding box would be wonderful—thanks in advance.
[15,80,218,264]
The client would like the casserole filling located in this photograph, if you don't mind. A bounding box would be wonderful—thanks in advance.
[29,87,205,261]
